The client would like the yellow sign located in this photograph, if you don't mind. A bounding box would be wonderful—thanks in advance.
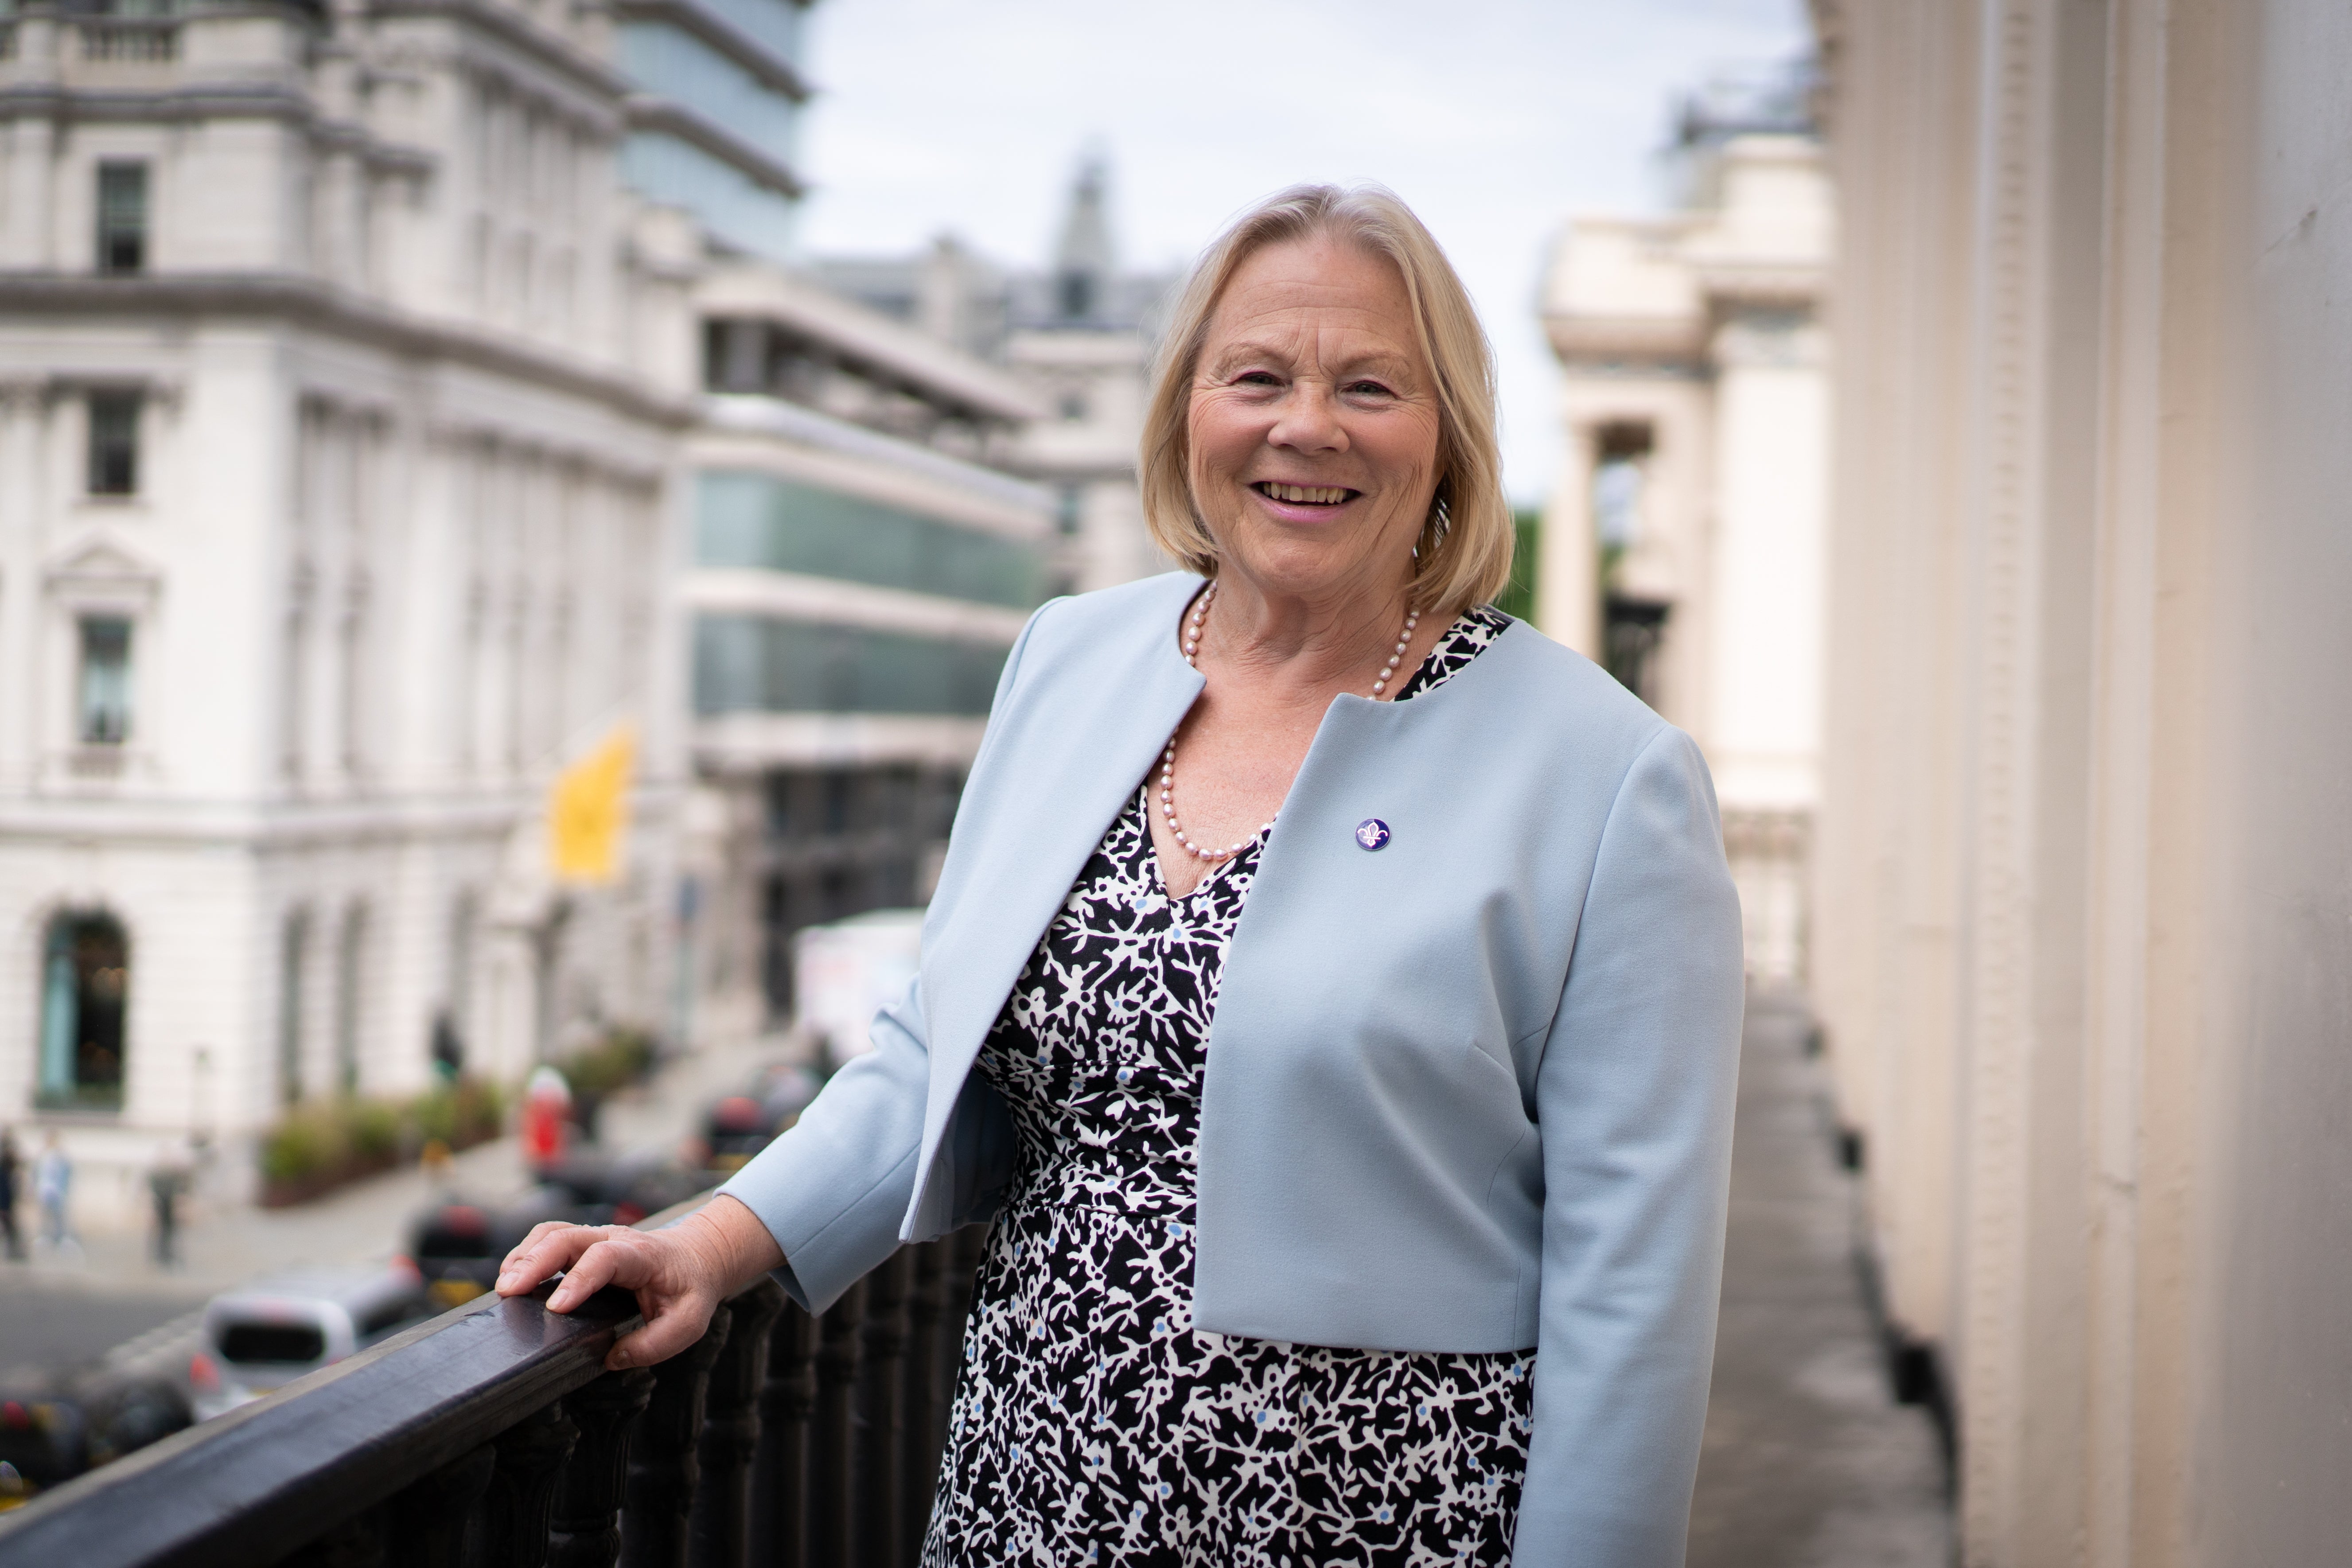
[548,727,635,883]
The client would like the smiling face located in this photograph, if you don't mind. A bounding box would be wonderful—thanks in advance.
[1186,237,1444,610]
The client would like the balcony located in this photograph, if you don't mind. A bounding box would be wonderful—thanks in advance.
[74,17,176,62]
[0,2,316,89]
[0,1211,986,1567]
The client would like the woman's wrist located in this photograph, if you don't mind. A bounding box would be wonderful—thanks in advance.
[675,1191,786,1296]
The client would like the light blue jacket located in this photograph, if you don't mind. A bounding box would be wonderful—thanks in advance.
[719,571,1746,1566]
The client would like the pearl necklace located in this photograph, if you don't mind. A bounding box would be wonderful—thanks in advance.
[1157,581,1423,863]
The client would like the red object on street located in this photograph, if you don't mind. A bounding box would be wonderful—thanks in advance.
[519,1066,572,1170]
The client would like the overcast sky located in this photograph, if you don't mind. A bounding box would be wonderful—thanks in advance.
[792,0,1813,504]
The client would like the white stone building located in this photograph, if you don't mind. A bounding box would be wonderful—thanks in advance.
[0,0,696,1214]
[1808,2,2352,1560]
[1535,75,1833,984]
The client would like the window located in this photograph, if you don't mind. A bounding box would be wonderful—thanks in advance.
[1591,422,1653,549]
[1059,391,1087,423]
[87,390,140,495]
[1056,486,1083,537]
[693,615,1009,719]
[278,910,309,1105]
[77,616,133,745]
[695,471,1047,609]
[37,912,130,1111]
[335,904,368,1095]
[96,162,148,274]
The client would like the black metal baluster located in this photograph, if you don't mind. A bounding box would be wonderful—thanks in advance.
[484,1401,582,1568]
[899,1241,946,1564]
[385,1443,495,1568]
[689,1281,785,1568]
[619,1309,732,1568]
[808,1280,865,1568]
[549,1369,654,1568]
[280,1504,390,1568]
[856,1251,911,1568]
[750,1300,816,1568]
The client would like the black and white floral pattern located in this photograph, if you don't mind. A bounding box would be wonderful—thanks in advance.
[924,605,1527,1568]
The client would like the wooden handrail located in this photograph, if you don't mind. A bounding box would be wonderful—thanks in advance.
[0,1202,988,1568]
[0,1282,639,1568]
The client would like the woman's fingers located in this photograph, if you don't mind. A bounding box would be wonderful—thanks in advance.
[543,1230,647,1313]
[496,1221,602,1296]
[607,1291,720,1370]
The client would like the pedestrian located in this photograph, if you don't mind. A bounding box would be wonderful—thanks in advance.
[33,1132,71,1253]
[0,1128,23,1262]
[499,186,1744,1568]
[148,1138,191,1268]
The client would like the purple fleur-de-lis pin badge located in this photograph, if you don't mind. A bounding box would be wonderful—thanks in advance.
[1355,818,1391,851]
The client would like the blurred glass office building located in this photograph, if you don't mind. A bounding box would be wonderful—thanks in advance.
[605,0,1057,1037]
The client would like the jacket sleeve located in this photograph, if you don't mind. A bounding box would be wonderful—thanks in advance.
[712,600,1058,1314]
[1513,725,1745,1567]
[715,977,935,1314]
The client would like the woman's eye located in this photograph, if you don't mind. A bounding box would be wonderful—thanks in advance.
[1235,370,1281,386]
[1345,380,1395,398]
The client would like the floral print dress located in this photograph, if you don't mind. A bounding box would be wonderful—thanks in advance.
[923,607,1529,1568]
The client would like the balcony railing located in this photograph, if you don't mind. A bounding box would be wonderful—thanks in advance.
[75,18,178,62]
[0,1215,990,1567]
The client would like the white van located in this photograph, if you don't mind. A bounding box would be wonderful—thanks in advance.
[794,909,925,1070]
[190,1264,431,1421]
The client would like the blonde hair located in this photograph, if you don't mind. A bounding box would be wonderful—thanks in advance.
[1139,184,1514,614]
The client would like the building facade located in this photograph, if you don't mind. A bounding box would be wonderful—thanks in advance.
[614,0,809,262]
[678,259,1051,1041]
[1537,77,1833,984]
[0,0,695,1214]
[814,158,1176,599]
[1808,2,2352,1562]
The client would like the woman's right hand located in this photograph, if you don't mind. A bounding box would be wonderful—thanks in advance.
[495,1194,785,1370]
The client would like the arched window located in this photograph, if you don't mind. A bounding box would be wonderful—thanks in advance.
[36,911,129,1111]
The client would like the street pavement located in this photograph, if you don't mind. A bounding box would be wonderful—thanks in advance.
[1687,992,1954,1567]
[0,1032,779,1385]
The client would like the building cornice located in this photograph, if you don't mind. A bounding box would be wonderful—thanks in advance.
[611,0,810,101]
[372,0,633,103]
[1543,311,1709,369]
[0,272,694,429]
[0,82,441,175]
[700,393,1054,517]
[623,93,804,197]
[684,568,1032,644]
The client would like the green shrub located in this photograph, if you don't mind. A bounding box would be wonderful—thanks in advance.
[259,1101,349,1186]
[346,1097,402,1163]
[260,1075,509,1200]
[556,1028,655,1098]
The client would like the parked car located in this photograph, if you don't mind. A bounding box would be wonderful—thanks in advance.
[0,1364,196,1509]
[408,1153,717,1306]
[189,1263,434,1422]
[0,1384,86,1497]
[696,1061,822,1174]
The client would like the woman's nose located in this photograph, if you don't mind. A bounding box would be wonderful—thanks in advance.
[1266,382,1350,453]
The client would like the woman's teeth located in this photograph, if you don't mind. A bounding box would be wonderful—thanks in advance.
[1259,483,1351,505]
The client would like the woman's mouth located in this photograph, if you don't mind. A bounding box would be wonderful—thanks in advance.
[1251,481,1359,508]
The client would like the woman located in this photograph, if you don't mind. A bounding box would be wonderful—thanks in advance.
[499,185,1744,1566]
